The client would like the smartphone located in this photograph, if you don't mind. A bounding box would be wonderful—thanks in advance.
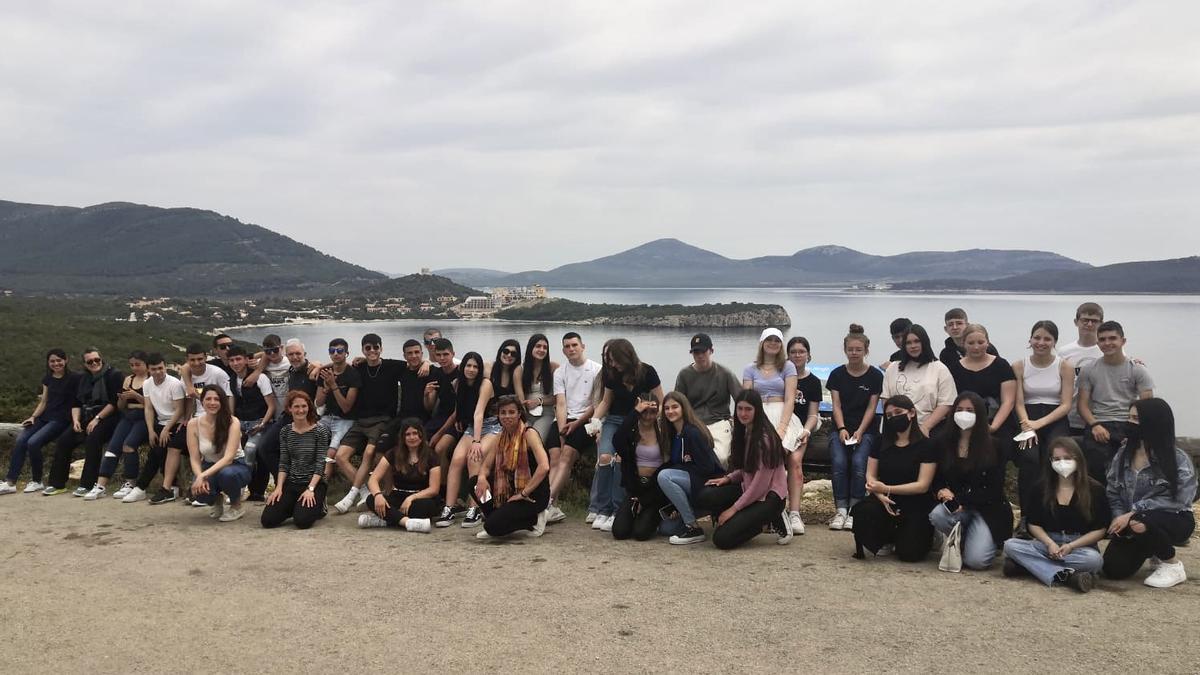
[480,489,492,504]
[942,499,960,513]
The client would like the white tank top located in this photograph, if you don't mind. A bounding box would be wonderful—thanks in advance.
[198,429,245,463]
[1021,356,1062,406]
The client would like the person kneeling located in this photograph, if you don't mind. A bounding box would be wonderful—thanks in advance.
[612,396,668,541]
[1002,437,1107,592]
[261,391,330,530]
[469,396,550,539]
[697,390,792,550]
[358,418,441,533]
[187,386,251,523]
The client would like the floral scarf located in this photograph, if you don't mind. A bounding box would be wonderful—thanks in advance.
[493,421,530,503]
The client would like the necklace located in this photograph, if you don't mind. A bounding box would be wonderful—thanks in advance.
[366,362,383,379]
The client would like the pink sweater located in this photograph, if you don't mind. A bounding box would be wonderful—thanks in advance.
[727,464,788,512]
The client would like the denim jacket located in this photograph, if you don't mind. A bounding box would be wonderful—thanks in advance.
[1106,446,1198,515]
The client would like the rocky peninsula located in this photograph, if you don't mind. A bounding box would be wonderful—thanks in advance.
[495,299,790,327]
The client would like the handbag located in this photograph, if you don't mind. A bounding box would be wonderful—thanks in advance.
[938,521,963,573]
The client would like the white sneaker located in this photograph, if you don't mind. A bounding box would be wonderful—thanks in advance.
[333,487,359,514]
[112,481,135,499]
[405,518,432,533]
[122,486,147,503]
[591,514,605,530]
[789,511,805,535]
[475,529,492,540]
[355,489,370,510]
[358,513,387,528]
[829,511,847,530]
[218,505,245,522]
[1144,561,1187,588]
[525,510,547,538]
[191,497,209,508]
[23,481,45,494]
[585,511,598,524]
[209,499,224,520]
[599,514,614,532]
[843,514,854,531]
[83,485,106,501]
[545,505,567,524]
[0,481,16,495]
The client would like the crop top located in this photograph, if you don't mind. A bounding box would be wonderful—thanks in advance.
[742,361,798,399]
[635,442,661,469]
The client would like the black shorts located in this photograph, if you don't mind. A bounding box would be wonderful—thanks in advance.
[339,416,391,454]
[154,424,188,451]
[424,416,462,444]
[548,418,593,451]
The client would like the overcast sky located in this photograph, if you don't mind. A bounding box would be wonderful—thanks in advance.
[3,1,1198,273]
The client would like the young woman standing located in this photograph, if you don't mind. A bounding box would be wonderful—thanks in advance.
[783,336,822,535]
[261,391,331,529]
[358,418,440,532]
[1,349,78,495]
[186,385,250,522]
[470,396,551,539]
[826,325,883,531]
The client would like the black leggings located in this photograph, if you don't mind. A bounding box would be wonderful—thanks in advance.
[850,497,933,562]
[249,417,287,497]
[260,482,328,529]
[50,418,119,489]
[1102,510,1196,579]
[612,476,665,541]
[468,476,549,536]
[696,484,785,550]
[1080,422,1126,486]
[366,490,443,527]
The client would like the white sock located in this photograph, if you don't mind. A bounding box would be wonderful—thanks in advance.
[836,508,847,516]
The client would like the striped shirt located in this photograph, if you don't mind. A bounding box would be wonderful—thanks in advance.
[279,423,331,487]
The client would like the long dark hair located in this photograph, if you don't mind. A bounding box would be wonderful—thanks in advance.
[490,339,522,392]
[1042,437,1096,519]
[941,391,996,470]
[455,352,485,415]
[521,333,553,397]
[1126,398,1182,495]
[200,384,234,453]
[729,389,785,473]
[606,338,644,389]
[45,348,68,376]
[898,324,936,371]
[394,418,437,480]
[881,394,925,450]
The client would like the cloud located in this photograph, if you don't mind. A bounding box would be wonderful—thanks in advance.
[1,0,1197,272]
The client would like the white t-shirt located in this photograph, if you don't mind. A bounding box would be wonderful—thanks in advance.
[144,375,186,421]
[881,360,957,423]
[187,364,233,417]
[553,358,602,418]
[263,358,291,409]
[1058,340,1103,429]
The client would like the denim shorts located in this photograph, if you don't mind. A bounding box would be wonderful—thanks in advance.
[320,416,354,448]
[464,416,501,438]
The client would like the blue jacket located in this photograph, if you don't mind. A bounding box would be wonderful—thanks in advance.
[662,422,722,499]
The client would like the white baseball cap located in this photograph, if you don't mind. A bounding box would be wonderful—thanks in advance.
[759,327,784,343]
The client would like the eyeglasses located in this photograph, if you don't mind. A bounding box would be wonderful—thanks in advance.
[84,358,103,365]
[215,342,233,350]
[1077,318,1101,325]
[328,347,347,355]
[501,349,518,356]
[263,347,280,354]
[363,344,382,352]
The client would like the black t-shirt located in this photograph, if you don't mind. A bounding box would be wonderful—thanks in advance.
[288,363,320,400]
[938,337,999,367]
[946,357,1017,432]
[398,365,435,421]
[870,437,938,508]
[353,360,404,419]
[42,372,82,424]
[323,366,363,418]
[429,365,458,420]
[385,447,433,492]
[826,365,883,433]
[1025,482,1110,534]
[793,372,823,414]
[605,364,661,417]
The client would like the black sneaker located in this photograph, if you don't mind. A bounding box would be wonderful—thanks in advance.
[245,493,266,502]
[460,507,482,528]
[669,525,706,545]
[149,487,178,505]
[1063,570,1094,593]
[1002,557,1028,578]
[434,506,455,528]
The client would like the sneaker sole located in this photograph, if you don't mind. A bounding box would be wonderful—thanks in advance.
[669,537,705,545]
[461,520,482,528]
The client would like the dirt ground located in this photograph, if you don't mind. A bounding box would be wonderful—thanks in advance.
[1,494,1197,674]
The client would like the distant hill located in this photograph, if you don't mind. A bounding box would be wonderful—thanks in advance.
[427,267,512,287]
[354,274,481,302]
[892,257,1200,293]
[442,238,1090,288]
[0,199,384,296]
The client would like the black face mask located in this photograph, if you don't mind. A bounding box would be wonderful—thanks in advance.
[1123,423,1141,449]
[884,413,912,434]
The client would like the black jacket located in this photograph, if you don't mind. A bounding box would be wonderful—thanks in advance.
[933,453,1014,545]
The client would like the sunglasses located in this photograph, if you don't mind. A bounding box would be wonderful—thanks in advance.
[328,347,347,355]
[263,347,280,354]
[501,349,518,356]
[363,344,382,351]
[215,343,233,350]
[423,339,436,346]
[84,358,103,365]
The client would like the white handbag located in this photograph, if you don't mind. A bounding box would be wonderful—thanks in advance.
[938,521,963,573]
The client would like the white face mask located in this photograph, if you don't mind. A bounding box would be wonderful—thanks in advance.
[953,411,976,430]
[1051,459,1077,479]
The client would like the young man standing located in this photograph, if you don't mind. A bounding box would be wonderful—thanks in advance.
[1077,321,1154,484]
[673,333,741,466]
[544,332,602,523]
[123,353,187,503]
[331,333,403,513]
[1059,302,1105,434]
[173,343,234,505]
[397,339,436,422]
[938,308,998,364]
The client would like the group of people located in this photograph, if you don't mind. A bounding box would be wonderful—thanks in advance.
[3,304,1195,589]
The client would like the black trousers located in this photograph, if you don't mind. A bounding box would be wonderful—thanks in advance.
[366,490,443,527]
[49,417,119,489]
[260,482,328,529]
[135,425,189,490]
[249,416,288,497]
[850,497,933,562]
[1080,421,1127,486]
[1102,510,1196,579]
[696,484,785,550]
[468,476,549,536]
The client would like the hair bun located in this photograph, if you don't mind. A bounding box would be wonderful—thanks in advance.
[848,323,865,334]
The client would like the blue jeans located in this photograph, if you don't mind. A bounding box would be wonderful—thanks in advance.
[588,415,625,516]
[1003,532,1103,586]
[194,459,252,504]
[657,468,697,526]
[830,433,875,509]
[929,504,998,570]
[101,409,149,480]
[240,419,265,468]
[6,418,66,483]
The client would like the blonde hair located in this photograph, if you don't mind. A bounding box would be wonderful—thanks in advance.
[962,323,989,343]
[754,339,787,371]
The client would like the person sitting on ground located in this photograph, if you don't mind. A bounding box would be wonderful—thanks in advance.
[1001,437,1107,592]
[470,396,551,539]
[357,418,440,532]
[123,353,187,503]
[437,352,498,528]
[1102,398,1196,589]
[261,391,331,530]
[1077,321,1154,485]
[928,392,1013,570]
[827,324,884,531]
[171,343,233,506]
[185,385,250,522]
[881,324,956,436]
[850,395,937,561]
[655,392,723,546]
[92,351,150,500]
[1,349,79,496]
[46,348,124,497]
[698,390,793,549]
[611,395,668,541]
